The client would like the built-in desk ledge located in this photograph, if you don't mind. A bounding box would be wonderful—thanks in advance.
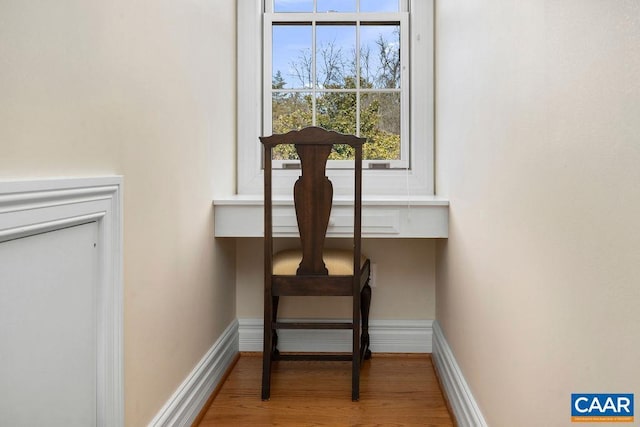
[213,195,449,238]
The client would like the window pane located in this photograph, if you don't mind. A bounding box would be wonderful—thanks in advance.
[272,92,313,134]
[360,0,399,12]
[360,92,400,160]
[273,0,313,12]
[271,92,313,160]
[360,24,400,89]
[273,25,312,89]
[316,24,356,89]
[315,92,357,160]
[317,0,356,12]
[317,92,357,135]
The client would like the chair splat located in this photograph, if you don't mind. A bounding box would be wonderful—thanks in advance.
[294,143,333,275]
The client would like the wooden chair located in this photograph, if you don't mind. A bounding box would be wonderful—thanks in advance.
[260,126,373,401]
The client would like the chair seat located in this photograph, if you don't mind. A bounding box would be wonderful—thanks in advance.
[273,248,368,275]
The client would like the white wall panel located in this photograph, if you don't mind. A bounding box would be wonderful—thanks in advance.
[0,223,98,426]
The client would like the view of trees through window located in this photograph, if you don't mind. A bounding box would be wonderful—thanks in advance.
[270,23,402,162]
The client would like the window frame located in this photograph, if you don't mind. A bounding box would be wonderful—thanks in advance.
[237,0,434,197]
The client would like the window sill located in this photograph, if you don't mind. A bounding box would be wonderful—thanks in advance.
[212,195,448,238]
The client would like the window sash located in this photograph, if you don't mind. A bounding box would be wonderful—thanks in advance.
[263,12,409,168]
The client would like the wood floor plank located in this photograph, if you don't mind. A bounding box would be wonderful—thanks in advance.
[196,354,454,426]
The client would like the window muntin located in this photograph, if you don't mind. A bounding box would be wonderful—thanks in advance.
[264,1,408,169]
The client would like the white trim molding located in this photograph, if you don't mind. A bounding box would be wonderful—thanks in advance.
[213,195,449,238]
[148,320,239,427]
[238,318,433,353]
[0,176,124,427]
[432,321,488,427]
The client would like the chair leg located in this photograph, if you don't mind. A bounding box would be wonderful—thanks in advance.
[272,296,280,359]
[262,292,273,401]
[352,290,361,401]
[262,295,281,400]
[360,282,372,361]
[352,357,360,401]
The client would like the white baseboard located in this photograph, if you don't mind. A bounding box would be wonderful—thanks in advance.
[148,320,239,427]
[238,318,433,353]
[432,321,487,427]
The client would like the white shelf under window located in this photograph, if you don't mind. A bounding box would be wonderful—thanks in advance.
[213,195,448,238]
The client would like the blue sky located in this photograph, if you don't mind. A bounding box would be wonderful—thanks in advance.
[271,0,400,88]
[272,21,399,89]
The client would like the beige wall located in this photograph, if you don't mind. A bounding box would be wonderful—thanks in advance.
[1,1,237,425]
[236,238,436,320]
[8,0,635,425]
[436,1,640,426]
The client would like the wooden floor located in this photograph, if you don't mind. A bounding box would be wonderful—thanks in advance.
[196,353,454,426]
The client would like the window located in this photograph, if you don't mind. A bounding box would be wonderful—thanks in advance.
[237,0,433,196]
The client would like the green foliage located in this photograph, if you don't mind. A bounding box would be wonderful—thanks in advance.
[272,91,400,161]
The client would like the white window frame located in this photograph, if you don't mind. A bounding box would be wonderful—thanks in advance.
[237,0,433,197]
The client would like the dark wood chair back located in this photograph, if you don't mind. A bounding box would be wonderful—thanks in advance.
[261,126,366,277]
